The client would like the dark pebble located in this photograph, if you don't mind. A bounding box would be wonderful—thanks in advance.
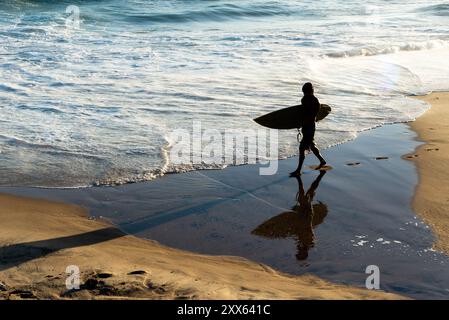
[0,282,7,291]
[10,289,36,299]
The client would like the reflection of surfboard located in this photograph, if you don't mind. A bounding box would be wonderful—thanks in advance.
[251,202,328,238]
[254,104,331,130]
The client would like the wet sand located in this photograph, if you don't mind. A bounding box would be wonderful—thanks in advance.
[0,193,399,300]
[407,92,449,255]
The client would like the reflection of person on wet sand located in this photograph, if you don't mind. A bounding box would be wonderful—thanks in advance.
[252,170,327,261]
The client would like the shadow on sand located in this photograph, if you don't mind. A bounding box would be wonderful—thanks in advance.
[0,227,124,271]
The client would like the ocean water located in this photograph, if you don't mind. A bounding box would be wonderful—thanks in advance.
[1,0,449,187]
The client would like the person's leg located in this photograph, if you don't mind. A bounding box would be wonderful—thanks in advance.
[311,145,326,168]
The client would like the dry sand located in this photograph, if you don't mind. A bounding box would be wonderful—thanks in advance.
[0,193,401,300]
[407,92,449,255]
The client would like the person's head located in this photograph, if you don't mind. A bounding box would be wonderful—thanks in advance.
[302,82,314,96]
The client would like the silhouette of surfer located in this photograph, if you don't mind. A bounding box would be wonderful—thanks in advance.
[290,82,326,177]
[252,170,328,261]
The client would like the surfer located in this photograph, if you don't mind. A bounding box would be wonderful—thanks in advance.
[290,82,326,177]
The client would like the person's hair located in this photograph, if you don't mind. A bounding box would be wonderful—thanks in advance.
[302,82,314,95]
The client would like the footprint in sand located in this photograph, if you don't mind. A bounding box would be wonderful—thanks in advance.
[426,148,439,151]
[128,270,147,275]
[405,154,419,159]
[9,289,36,299]
[146,281,169,295]
[346,162,361,166]
[308,165,333,171]
[375,156,389,160]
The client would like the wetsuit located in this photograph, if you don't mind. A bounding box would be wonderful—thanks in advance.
[300,95,320,151]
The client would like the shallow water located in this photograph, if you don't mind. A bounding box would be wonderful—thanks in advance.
[3,123,449,299]
[1,1,449,187]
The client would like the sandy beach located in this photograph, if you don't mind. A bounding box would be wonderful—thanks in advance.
[407,92,449,255]
[0,193,402,300]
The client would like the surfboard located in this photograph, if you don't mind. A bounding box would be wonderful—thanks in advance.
[254,104,331,130]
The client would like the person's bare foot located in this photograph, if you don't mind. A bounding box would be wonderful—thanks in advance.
[316,160,327,169]
[289,170,301,177]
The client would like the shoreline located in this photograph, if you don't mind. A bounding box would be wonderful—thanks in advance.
[0,94,429,191]
[407,92,449,255]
